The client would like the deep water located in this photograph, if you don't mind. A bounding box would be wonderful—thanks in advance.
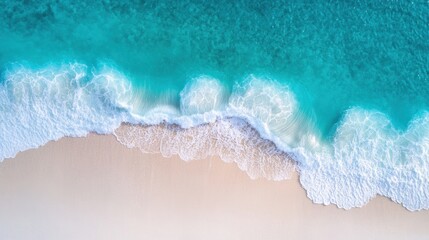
[0,1,428,210]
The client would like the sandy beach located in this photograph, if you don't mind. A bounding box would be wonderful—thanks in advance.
[0,134,428,240]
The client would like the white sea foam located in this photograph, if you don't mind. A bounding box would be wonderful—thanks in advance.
[227,75,317,150]
[0,64,428,211]
[0,64,134,159]
[180,76,227,115]
[299,108,429,210]
[114,119,296,180]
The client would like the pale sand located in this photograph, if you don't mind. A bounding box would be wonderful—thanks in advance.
[0,134,428,240]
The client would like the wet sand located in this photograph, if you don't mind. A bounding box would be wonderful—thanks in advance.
[0,134,428,240]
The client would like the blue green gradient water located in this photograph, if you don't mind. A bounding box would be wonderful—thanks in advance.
[1,0,427,137]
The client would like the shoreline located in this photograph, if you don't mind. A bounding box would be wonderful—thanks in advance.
[2,69,429,211]
[0,134,428,239]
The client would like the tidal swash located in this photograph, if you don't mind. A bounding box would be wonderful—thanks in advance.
[0,1,428,210]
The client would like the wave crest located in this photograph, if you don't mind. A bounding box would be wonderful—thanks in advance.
[299,108,429,210]
[0,64,133,159]
[1,64,428,211]
[180,76,227,115]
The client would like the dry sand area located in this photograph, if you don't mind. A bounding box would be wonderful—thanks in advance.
[0,134,428,240]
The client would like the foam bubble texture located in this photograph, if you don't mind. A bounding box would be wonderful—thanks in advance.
[0,64,133,159]
[299,108,429,211]
[180,76,227,115]
[114,118,296,181]
[1,66,428,211]
[228,76,313,148]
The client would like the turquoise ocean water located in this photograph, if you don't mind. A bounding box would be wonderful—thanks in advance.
[0,1,428,210]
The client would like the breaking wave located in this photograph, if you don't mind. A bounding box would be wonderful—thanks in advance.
[0,63,428,211]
